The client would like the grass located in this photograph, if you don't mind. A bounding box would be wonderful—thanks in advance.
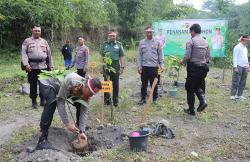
[0,50,249,162]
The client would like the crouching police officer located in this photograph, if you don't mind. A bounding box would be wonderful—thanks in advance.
[37,73,102,149]
[21,25,53,108]
[137,26,164,105]
[180,24,211,115]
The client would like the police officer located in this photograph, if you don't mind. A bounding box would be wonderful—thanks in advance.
[21,25,53,108]
[37,73,102,149]
[72,36,89,78]
[100,29,125,107]
[137,26,164,105]
[180,24,211,116]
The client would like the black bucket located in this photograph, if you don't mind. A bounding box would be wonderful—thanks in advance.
[128,131,149,151]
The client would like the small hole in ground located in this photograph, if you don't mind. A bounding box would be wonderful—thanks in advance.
[70,125,128,157]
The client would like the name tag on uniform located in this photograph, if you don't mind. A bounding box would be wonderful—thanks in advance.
[114,45,119,49]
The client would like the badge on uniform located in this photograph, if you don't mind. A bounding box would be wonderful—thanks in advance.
[186,42,192,48]
[114,45,119,49]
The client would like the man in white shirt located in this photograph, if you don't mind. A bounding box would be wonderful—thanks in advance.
[230,35,250,100]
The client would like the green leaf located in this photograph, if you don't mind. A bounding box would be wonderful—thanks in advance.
[57,75,65,82]
[38,74,52,80]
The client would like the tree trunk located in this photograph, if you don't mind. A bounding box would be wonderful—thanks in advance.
[51,24,54,46]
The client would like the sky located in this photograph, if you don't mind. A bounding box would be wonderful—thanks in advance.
[173,0,249,10]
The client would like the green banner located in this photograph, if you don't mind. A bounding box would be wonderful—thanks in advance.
[153,19,228,58]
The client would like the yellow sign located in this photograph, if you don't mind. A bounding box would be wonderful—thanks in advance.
[89,62,97,68]
[100,81,112,93]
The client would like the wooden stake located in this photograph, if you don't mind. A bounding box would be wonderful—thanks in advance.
[110,93,114,122]
[101,94,104,125]
[140,77,158,126]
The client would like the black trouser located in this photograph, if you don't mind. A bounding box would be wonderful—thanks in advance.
[28,69,46,103]
[77,69,86,78]
[104,61,120,105]
[39,86,82,135]
[141,66,158,101]
[39,84,57,133]
[185,62,208,109]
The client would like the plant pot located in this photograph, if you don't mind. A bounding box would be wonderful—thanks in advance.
[168,89,178,97]
[176,81,185,87]
[128,131,149,152]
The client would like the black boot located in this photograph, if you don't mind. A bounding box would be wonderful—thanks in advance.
[104,98,111,106]
[32,98,37,109]
[113,102,118,107]
[196,90,207,112]
[185,92,196,116]
[153,98,157,105]
[138,98,146,105]
[36,130,55,150]
[184,108,195,115]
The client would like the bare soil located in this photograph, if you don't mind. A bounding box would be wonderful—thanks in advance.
[11,125,128,162]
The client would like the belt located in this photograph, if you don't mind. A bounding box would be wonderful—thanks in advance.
[189,62,207,67]
[238,66,249,68]
[29,58,46,63]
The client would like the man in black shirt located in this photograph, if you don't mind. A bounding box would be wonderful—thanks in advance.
[61,40,73,70]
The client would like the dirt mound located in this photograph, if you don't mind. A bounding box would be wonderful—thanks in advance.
[12,149,82,162]
[87,124,127,151]
[12,125,128,162]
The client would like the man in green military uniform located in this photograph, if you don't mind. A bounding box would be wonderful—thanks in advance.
[100,29,125,107]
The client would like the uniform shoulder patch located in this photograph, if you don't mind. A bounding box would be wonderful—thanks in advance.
[23,39,28,45]
[116,41,122,45]
[42,38,48,43]
[22,37,32,46]
[140,39,147,45]
[25,37,32,42]
[186,42,193,48]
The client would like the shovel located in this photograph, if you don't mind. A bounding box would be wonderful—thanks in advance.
[140,77,158,131]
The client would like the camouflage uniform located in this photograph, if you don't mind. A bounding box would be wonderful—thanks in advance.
[100,41,124,106]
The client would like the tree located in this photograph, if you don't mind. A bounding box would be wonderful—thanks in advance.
[0,0,197,51]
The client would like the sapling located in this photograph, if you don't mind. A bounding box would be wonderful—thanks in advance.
[165,55,182,85]
[102,53,116,122]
